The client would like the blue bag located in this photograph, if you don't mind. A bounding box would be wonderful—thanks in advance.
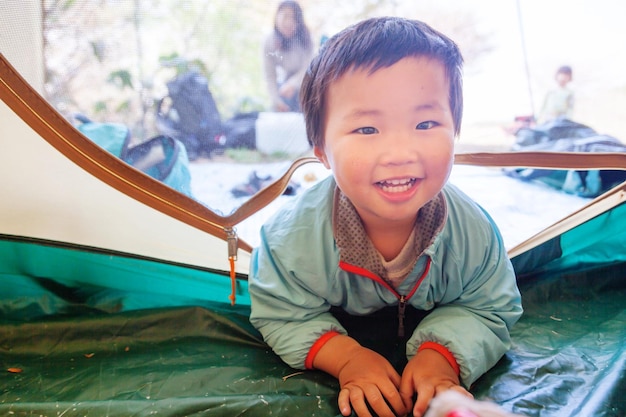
[76,117,194,198]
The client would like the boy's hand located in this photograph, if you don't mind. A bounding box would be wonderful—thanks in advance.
[400,348,473,417]
[313,335,411,417]
[337,347,411,417]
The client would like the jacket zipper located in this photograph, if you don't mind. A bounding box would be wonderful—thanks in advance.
[338,257,432,339]
[395,258,431,338]
[397,295,407,338]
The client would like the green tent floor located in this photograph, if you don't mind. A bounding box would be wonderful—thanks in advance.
[1,239,625,416]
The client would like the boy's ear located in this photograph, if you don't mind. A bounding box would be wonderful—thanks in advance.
[313,146,330,168]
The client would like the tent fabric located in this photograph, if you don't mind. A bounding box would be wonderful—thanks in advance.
[511,200,626,278]
[1,306,340,417]
[0,237,250,321]
[472,260,626,417]
[1,236,625,417]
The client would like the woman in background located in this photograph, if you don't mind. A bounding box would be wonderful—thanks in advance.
[263,1,314,112]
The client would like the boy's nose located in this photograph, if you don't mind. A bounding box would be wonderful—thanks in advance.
[380,132,420,165]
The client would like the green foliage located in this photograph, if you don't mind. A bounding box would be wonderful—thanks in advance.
[107,70,134,90]
[60,0,78,11]
[115,100,131,113]
[89,40,105,62]
[158,53,210,78]
[234,96,265,114]
[93,100,107,114]
[224,148,266,163]
[224,148,293,164]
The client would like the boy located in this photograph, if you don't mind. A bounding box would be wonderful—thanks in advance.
[537,65,574,124]
[249,17,522,417]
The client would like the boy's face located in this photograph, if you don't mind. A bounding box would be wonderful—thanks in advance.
[556,72,572,87]
[314,57,455,231]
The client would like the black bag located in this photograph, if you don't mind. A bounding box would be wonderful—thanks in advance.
[156,71,223,159]
[221,111,259,150]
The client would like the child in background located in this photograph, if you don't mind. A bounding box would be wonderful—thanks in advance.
[249,17,522,417]
[536,65,574,124]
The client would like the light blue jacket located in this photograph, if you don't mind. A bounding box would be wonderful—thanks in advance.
[249,176,522,387]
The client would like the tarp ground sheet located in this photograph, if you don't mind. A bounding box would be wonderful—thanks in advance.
[1,237,625,417]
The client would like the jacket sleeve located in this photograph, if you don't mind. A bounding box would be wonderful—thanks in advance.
[406,196,523,388]
[248,216,346,370]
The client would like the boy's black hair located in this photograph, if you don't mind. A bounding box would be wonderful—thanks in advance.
[300,16,464,148]
[556,65,573,77]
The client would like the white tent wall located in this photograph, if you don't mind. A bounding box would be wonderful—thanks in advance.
[0,95,250,274]
[0,0,43,92]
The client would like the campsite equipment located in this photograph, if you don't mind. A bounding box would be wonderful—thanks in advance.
[76,115,194,197]
[3,53,626,416]
[255,111,311,155]
[155,73,265,157]
[221,111,259,150]
[230,170,300,197]
[220,111,312,156]
[511,118,598,149]
[155,70,224,160]
[506,118,626,197]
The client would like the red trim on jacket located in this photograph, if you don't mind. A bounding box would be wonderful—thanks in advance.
[339,258,432,301]
[305,330,341,369]
[418,341,460,375]
[338,261,393,290]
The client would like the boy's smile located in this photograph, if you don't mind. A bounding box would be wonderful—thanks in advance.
[315,56,456,235]
[377,177,417,194]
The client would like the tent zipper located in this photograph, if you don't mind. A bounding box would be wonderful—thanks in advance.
[225,227,238,305]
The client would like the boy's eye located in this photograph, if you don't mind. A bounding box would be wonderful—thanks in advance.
[416,121,438,130]
[354,126,378,135]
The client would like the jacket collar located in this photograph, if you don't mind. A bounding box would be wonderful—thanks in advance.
[332,187,447,279]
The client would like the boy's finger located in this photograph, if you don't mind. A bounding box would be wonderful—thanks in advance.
[400,389,414,411]
[398,377,416,410]
[338,388,355,416]
[379,383,409,416]
[413,385,435,417]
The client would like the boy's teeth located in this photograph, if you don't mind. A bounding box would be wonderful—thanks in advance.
[379,178,415,192]
[380,178,412,185]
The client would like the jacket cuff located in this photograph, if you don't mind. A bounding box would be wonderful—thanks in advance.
[304,330,341,369]
[418,341,461,375]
